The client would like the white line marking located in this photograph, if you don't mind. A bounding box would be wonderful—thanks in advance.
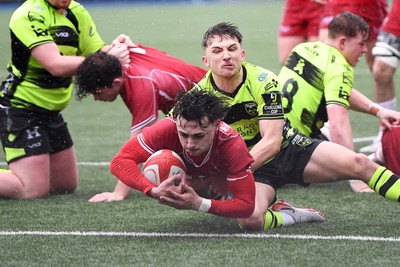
[0,162,110,166]
[353,136,375,142]
[0,136,376,167]
[0,231,399,242]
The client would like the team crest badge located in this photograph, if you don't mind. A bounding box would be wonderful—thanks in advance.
[244,103,258,116]
[293,135,312,146]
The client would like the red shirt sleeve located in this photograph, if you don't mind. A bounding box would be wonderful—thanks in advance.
[208,168,255,218]
[110,137,156,195]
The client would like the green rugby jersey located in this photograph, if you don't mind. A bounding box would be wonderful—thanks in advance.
[0,0,106,112]
[278,41,354,138]
[196,62,295,152]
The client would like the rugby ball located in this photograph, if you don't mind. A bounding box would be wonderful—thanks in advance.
[143,149,186,185]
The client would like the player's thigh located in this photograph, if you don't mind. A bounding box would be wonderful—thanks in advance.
[303,141,375,183]
[49,146,78,193]
[373,59,397,83]
[9,154,51,198]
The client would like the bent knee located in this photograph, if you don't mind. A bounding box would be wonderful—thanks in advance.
[50,181,77,195]
[352,153,376,176]
[20,187,50,199]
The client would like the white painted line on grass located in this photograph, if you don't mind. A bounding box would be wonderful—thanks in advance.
[0,161,110,166]
[353,136,375,143]
[0,135,377,167]
[0,231,399,242]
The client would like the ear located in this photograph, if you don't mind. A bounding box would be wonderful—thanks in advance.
[338,36,347,51]
[214,119,221,132]
[112,76,124,88]
[241,50,246,61]
[202,56,209,67]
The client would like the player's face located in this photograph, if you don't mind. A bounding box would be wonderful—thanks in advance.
[202,35,245,80]
[47,0,72,10]
[176,116,216,157]
[342,33,368,67]
[92,86,120,102]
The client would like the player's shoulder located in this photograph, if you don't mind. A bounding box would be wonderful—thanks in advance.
[67,0,93,20]
[11,0,48,22]
[295,41,350,69]
[142,117,176,140]
[216,121,241,141]
[242,62,278,84]
[68,0,88,12]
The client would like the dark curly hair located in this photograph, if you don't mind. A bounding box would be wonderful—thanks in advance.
[172,88,230,130]
[74,52,122,100]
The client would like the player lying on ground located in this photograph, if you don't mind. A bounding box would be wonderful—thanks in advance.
[111,89,326,227]
[111,89,256,218]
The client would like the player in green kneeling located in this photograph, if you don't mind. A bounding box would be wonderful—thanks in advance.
[278,12,400,193]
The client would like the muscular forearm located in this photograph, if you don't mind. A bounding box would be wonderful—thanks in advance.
[250,139,280,170]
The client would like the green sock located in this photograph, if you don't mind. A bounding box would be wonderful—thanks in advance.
[263,209,284,230]
[368,166,400,202]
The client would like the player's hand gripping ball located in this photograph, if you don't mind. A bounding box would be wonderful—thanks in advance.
[143,149,186,185]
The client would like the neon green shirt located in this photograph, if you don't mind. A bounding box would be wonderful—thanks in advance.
[278,41,354,137]
[0,0,106,111]
[196,62,293,151]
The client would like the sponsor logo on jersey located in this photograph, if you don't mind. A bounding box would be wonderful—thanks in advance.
[32,26,49,37]
[294,59,305,75]
[28,11,45,24]
[342,71,353,87]
[236,122,259,138]
[264,79,279,91]
[258,72,269,82]
[338,86,350,100]
[55,32,69,38]
[89,26,95,37]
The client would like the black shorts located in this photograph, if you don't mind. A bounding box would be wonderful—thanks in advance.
[253,132,322,189]
[0,107,73,163]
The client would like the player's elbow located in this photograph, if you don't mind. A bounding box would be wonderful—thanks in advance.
[110,156,123,177]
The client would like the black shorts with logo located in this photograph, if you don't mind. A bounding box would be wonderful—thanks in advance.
[0,107,73,163]
[253,132,322,189]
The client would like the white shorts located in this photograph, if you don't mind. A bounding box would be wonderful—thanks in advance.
[372,31,400,68]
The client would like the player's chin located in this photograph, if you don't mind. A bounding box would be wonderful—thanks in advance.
[187,150,201,157]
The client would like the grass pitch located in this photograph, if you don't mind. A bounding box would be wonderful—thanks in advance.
[0,1,399,266]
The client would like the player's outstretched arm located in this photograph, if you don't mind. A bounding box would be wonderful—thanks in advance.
[349,88,400,129]
[88,181,132,203]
